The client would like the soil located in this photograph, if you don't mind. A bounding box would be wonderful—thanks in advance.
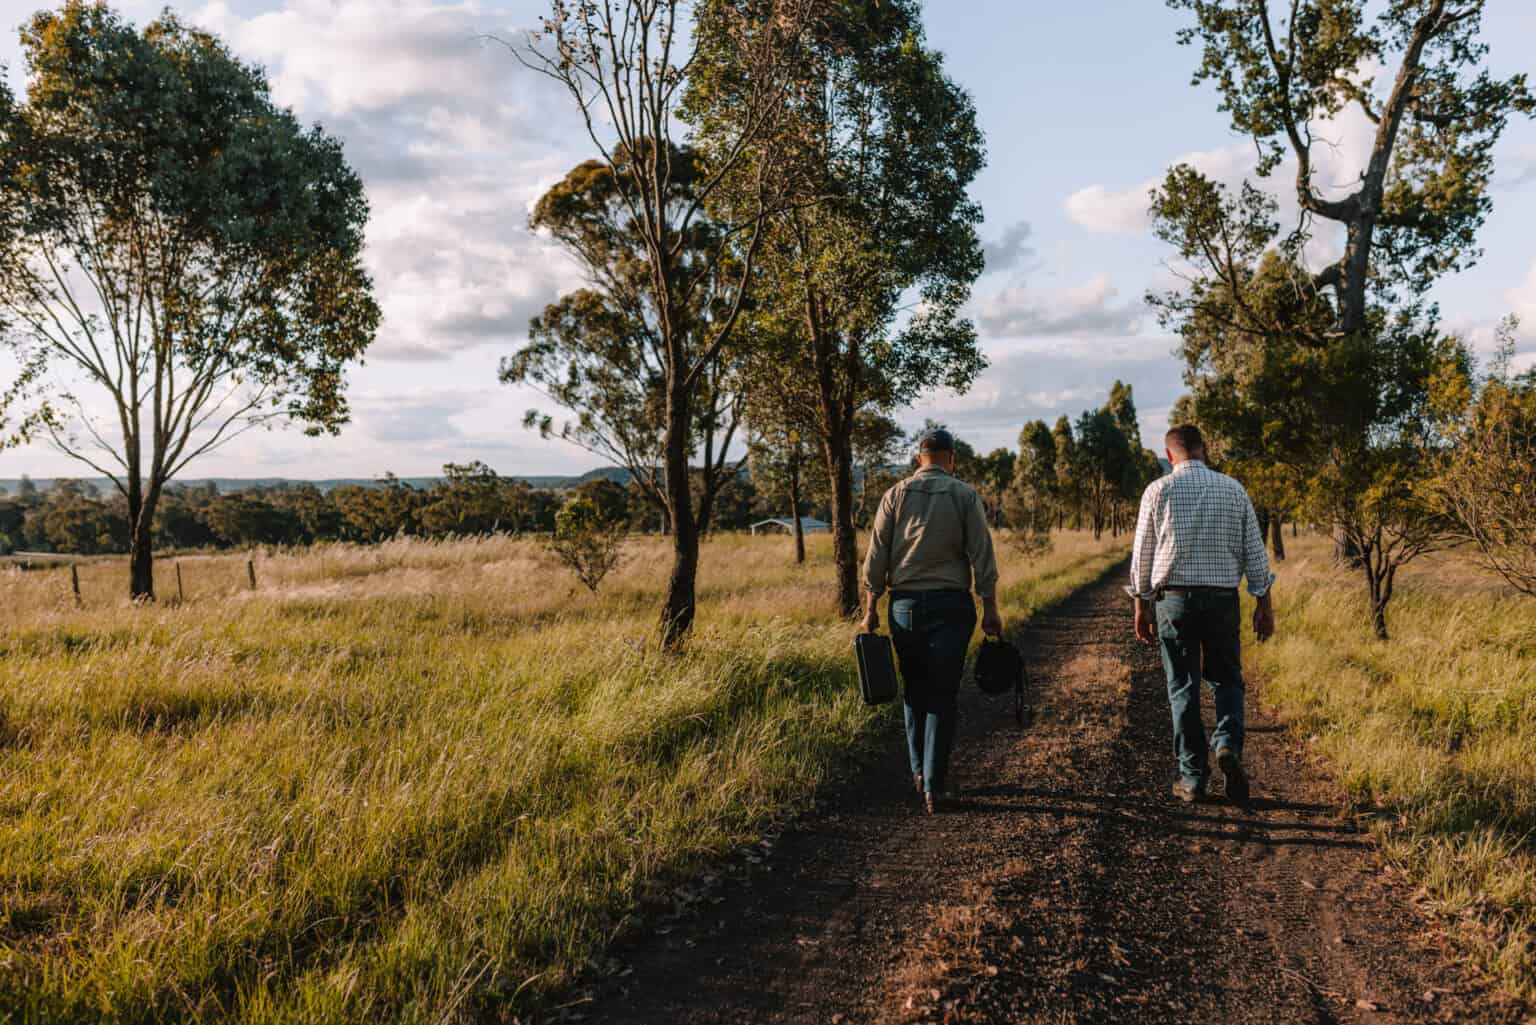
[562,566,1525,1025]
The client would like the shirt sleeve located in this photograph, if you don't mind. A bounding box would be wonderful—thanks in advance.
[1127,485,1159,600]
[1240,490,1275,598]
[861,487,897,598]
[964,488,999,599]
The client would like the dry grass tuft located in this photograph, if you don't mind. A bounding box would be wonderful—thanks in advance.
[1251,535,1536,1000]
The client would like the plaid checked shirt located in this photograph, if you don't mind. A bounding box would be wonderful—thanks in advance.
[1128,460,1275,601]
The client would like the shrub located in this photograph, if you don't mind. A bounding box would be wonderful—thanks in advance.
[547,496,627,592]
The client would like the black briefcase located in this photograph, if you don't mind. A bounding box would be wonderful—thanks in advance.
[855,632,899,706]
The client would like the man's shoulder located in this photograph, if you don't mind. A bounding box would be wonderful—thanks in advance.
[1205,466,1252,498]
[1141,472,1173,502]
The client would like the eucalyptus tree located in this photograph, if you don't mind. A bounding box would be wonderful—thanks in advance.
[1052,416,1081,530]
[1072,407,1133,541]
[1440,318,1536,599]
[1167,0,1532,336]
[1007,419,1058,534]
[740,320,824,563]
[746,418,815,563]
[704,0,986,615]
[510,0,820,646]
[0,70,49,451]
[0,3,378,599]
[502,145,746,541]
[1152,0,1527,638]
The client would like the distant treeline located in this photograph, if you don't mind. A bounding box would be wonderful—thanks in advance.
[0,386,1169,559]
[0,458,879,555]
[0,462,738,555]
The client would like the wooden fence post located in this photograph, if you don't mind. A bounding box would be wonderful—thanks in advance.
[71,563,81,606]
[247,559,257,591]
[176,562,185,603]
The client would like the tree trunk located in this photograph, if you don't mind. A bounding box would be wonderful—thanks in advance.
[789,453,805,565]
[825,432,859,617]
[1270,514,1287,561]
[660,396,699,649]
[126,479,157,601]
[1334,529,1364,568]
[1256,507,1271,550]
[128,514,154,600]
[1362,556,1392,642]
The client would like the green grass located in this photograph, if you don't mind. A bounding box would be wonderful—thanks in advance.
[1250,536,1536,1000]
[0,530,1125,1024]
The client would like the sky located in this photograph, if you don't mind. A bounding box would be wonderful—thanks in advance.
[2,0,1535,481]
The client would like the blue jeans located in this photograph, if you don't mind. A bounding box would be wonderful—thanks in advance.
[889,589,976,795]
[1156,591,1246,787]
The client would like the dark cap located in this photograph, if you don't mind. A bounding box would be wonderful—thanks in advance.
[917,427,955,453]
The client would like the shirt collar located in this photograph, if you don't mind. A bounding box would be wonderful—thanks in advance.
[1171,459,1207,475]
[915,464,952,477]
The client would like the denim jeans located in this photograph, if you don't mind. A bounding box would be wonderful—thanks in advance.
[1155,590,1246,787]
[889,589,977,795]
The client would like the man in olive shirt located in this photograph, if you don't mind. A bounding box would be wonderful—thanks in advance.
[861,428,1002,813]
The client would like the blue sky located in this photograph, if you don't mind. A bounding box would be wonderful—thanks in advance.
[2,0,1535,480]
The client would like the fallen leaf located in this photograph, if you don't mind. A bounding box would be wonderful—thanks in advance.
[1355,998,1383,1012]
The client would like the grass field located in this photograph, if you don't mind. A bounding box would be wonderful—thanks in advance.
[0,529,1125,1025]
[1250,536,1536,1000]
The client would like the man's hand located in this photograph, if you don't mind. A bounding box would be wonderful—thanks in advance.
[981,596,1002,639]
[860,594,880,635]
[1253,592,1275,642]
[1133,597,1157,645]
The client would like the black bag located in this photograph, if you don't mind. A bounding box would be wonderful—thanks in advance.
[974,637,1029,726]
[854,632,899,706]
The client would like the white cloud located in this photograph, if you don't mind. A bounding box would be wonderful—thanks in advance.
[1507,260,1536,328]
[1063,99,1376,275]
[906,343,1183,456]
[193,0,589,363]
[982,220,1037,275]
[1064,143,1252,237]
[975,272,1144,339]
[1496,145,1536,191]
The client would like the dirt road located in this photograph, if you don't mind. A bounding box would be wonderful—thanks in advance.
[572,566,1520,1025]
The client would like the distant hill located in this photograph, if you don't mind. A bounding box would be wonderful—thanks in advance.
[0,466,634,497]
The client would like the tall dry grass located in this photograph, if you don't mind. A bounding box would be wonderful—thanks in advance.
[1251,535,1536,999]
[0,530,1124,1024]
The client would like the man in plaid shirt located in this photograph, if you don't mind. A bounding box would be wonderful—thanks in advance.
[1130,424,1276,804]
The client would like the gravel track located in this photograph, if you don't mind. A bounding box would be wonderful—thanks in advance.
[570,565,1520,1025]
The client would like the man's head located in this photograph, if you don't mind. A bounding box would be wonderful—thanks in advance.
[917,427,956,470]
[1164,424,1206,466]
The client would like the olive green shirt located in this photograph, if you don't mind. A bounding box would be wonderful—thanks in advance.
[861,466,999,600]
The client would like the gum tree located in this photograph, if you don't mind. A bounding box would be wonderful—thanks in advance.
[1168,0,1533,335]
[502,145,747,541]
[0,3,378,599]
[0,69,50,450]
[702,0,986,615]
[1152,0,1529,639]
[1441,318,1536,598]
[509,0,820,646]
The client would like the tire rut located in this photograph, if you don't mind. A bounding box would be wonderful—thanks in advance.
[563,566,1521,1025]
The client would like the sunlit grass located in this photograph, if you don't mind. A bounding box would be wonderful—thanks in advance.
[1250,535,1536,1000]
[0,529,1125,1024]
